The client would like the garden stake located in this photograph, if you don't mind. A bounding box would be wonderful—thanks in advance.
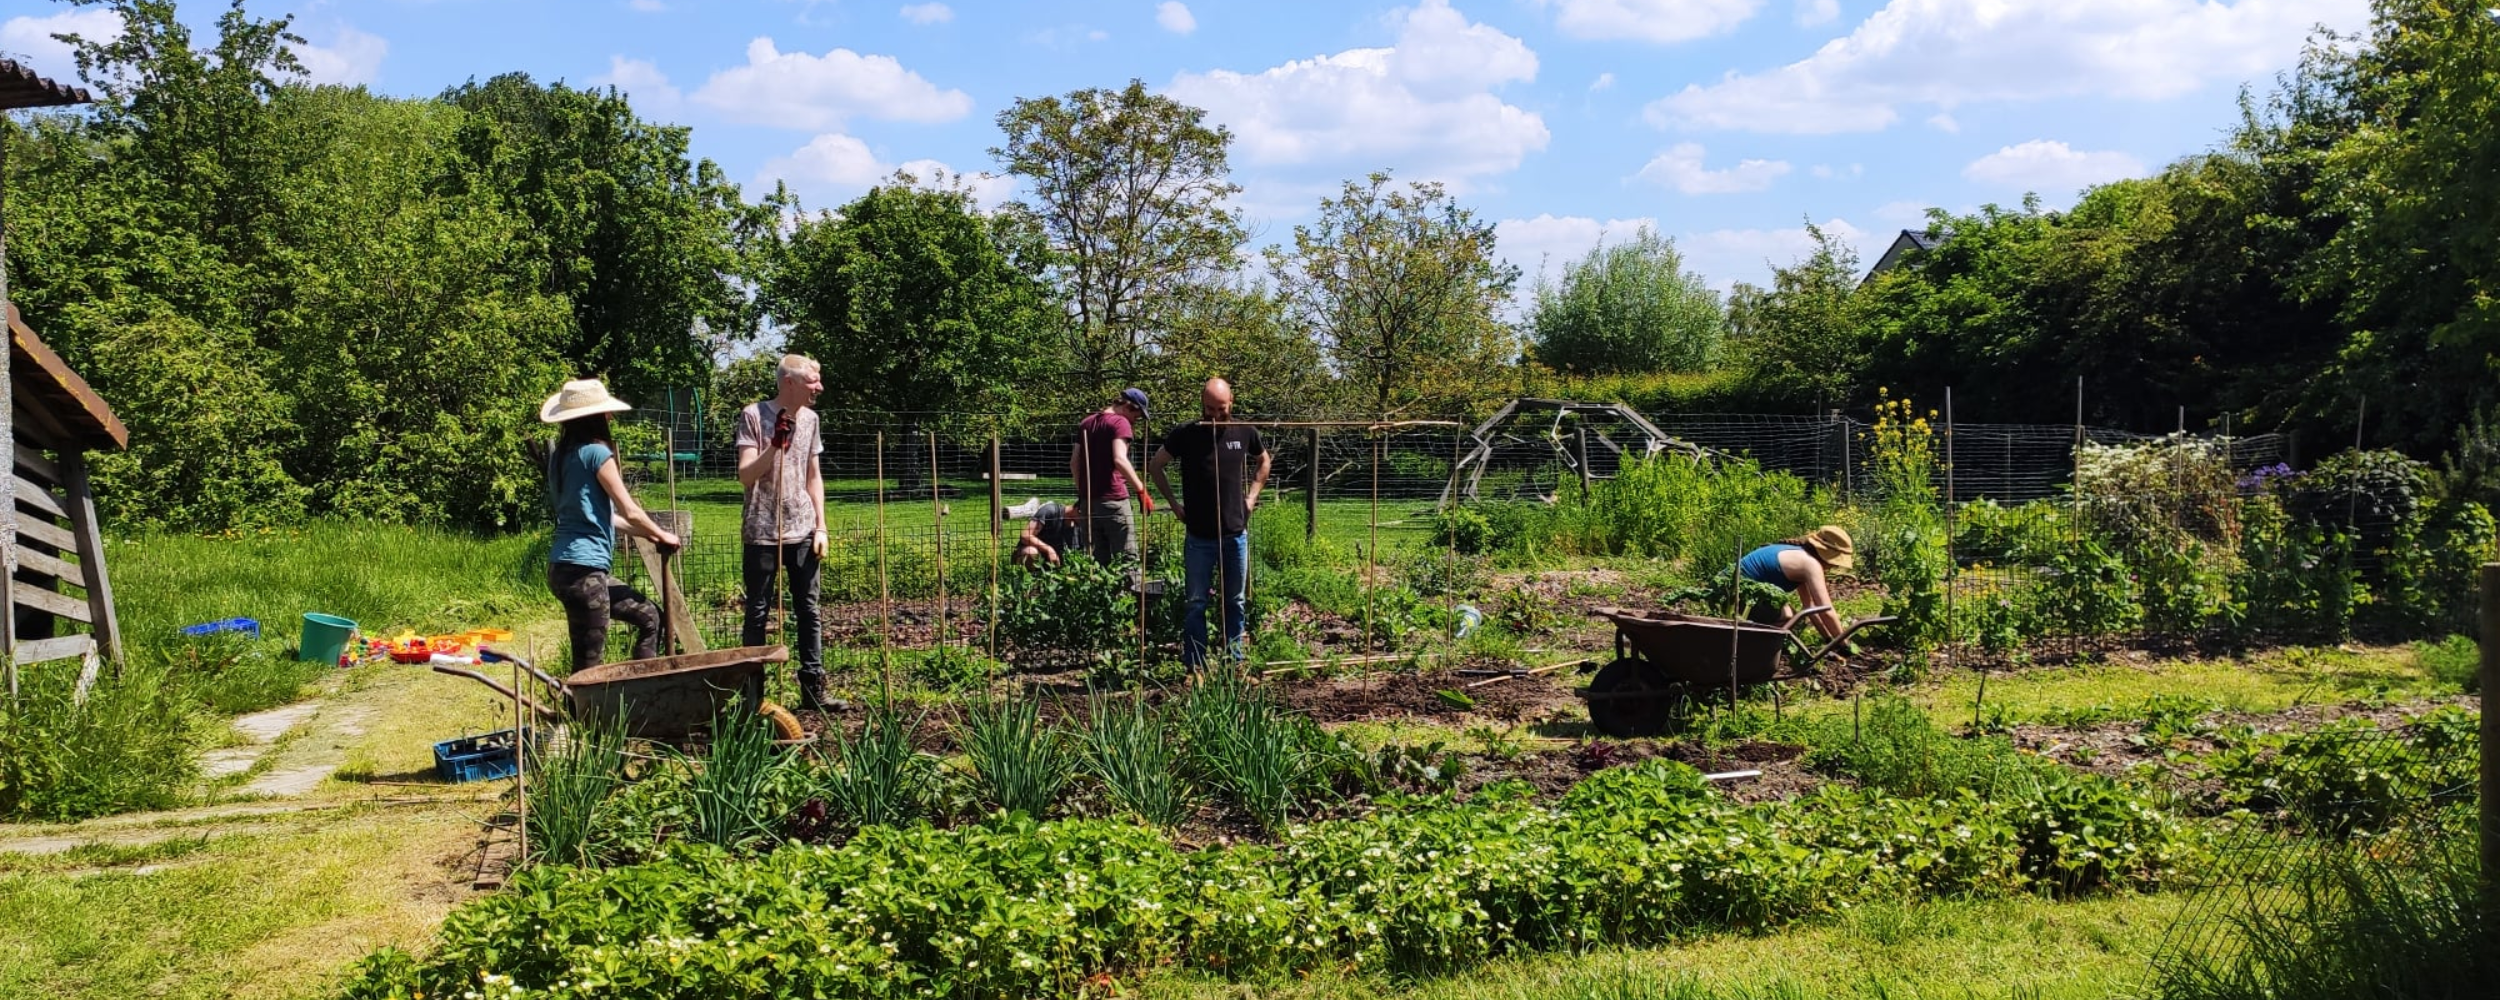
[512,651,526,864]
[1727,546,1741,713]
[2480,562,2499,945]
[988,427,1001,662]
[928,430,948,665]
[876,431,891,696]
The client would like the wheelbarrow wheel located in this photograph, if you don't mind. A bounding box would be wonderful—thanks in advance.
[1585,657,1687,738]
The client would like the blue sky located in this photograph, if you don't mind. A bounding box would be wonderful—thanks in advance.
[3,0,2372,290]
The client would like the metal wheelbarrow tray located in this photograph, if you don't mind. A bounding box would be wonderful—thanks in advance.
[1580,606,1894,738]
[435,645,791,742]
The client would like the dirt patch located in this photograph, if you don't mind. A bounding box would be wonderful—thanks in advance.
[1275,669,1580,724]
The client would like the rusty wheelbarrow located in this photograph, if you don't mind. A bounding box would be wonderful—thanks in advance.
[1580,605,1895,738]
[433,645,804,742]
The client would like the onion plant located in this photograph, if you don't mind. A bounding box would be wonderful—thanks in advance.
[524,713,626,866]
[681,697,791,849]
[1079,692,1191,827]
[961,695,1072,817]
[819,697,930,830]
[1179,669,1311,833]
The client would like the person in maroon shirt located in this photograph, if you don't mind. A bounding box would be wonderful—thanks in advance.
[1070,387,1154,565]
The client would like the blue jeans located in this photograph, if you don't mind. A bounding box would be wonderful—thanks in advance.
[1182,532,1249,667]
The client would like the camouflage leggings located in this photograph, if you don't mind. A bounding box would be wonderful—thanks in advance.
[548,561,662,672]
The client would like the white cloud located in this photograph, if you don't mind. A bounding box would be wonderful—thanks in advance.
[1808,162,1862,179]
[0,8,121,83]
[1647,0,2369,133]
[291,25,387,88]
[1590,71,1617,91]
[1496,213,1660,289]
[630,0,667,12]
[1537,0,1767,44]
[1679,217,1866,289]
[592,56,681,113]
[1962,139,2147,192]
[1795,0,1840,26]
[692,38,972,130]
[1166,0,1548,181]
[1157,2,1198,34]
[1028,24,1112,48]
[758,133,1017,209]
[1925,112,1959,133]
[1634,142,1791,194]
[900,3,954,24]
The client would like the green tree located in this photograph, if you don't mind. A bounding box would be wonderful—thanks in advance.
[991,81,1244,401]
[1726,222,1865,410]
[440,73,764,404]
[2293,0,2500,452]
[765,181,1056,425]
[1271,172,1519,417]
[1528,227,1724,376]
[1153,279,1335,416]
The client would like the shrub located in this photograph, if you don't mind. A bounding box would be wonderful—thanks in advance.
[992,555,1136,664]
[2074,434,2241,553]
[1399,548,1488,598]
[2027,534,2140,635]
[1562,453,1832,566]
[2235,495,2361,643]
[1953,498,2068,564]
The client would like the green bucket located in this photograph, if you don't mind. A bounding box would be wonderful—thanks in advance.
[299,613,358,664]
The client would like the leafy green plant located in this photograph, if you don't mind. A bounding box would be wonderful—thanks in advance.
[1079,693,1192,827]
[2235,495,2362,643]
[2411,634,2478,693]
[992,555,1137,663]
[961,696,1073,817]
[1491,582,1564,635]
[908,644,1001,693]
[2030,534,2140,635]
[0,658,199,821]
[1399,548,1489,598]
[1807,693,2022,800]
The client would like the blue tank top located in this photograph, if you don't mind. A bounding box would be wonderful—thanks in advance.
[1739,544,1802,591]
[549,441,616,570]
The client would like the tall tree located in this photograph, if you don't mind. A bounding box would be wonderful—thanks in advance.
[1726,222,1866,411]
[1529,227,1724,376]
[440,74,764,404]
[2292,0,2500,452]
[1153,279,1334,416]
[765,181,1057,426]
[991,81,1244,400]
[1272,173,1519,416]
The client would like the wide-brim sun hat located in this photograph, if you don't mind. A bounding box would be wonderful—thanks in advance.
[540,379,634,424]
[1802,525,1856,575]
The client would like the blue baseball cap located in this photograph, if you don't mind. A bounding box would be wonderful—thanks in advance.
[1119,388,1150,419]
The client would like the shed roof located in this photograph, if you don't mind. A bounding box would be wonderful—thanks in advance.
[7,305,128,452]
[0,59,93,111]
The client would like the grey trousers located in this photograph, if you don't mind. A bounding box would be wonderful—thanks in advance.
[1087,499,1137,564]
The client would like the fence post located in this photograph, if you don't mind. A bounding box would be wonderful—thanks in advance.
[1576,427,1593,502]
[2481,562,2498,945]
[1307,428,1321,542]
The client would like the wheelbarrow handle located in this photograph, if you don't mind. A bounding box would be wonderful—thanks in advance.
[1796,616,1899,671]
[431,663,568,724]
[480,647,569,704]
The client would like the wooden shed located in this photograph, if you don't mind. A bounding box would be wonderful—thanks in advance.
[1,58,116,700]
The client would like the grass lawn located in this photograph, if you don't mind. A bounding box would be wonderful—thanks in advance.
[1137,891,2178,1000]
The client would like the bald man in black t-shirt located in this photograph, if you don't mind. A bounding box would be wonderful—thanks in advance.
[1148,378,1270,668]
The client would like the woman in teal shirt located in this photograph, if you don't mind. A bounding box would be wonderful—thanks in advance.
[1736,525,1854,639]
[541,379,682,672]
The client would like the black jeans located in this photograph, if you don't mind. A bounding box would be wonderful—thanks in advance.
[548,561,662,673]
[742,542,825,682]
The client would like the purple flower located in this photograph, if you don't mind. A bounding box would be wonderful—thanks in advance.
[2237,463,2296,490]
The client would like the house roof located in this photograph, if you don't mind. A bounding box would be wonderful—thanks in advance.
[1862,229,1948,285]
[0,59,93,112]
[7,305,128,452]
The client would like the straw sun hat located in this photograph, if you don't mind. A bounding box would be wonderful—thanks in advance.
[1800,525,1856,575]
[539,379,634,424]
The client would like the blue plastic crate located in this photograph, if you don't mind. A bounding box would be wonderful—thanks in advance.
[432,729,530,783]
[179,617,261,639]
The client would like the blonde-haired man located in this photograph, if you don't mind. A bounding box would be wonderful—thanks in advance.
[737,354,832,709]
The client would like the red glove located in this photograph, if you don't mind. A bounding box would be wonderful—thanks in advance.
[771,411,795,449]
[1139,493,1155,515]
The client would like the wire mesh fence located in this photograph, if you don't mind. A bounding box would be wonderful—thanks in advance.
[2151,717,2481,993]
[596,398,2386,673]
